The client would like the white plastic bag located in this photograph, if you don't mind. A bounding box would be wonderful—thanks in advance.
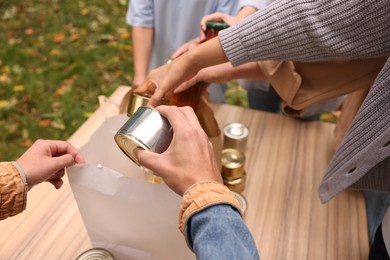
[67,114,195,260]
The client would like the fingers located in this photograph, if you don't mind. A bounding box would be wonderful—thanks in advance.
[47,140,85,164]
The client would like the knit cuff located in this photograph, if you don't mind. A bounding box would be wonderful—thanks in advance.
[178,182,241,235]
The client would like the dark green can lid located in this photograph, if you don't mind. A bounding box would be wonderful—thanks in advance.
[206,21,230,30]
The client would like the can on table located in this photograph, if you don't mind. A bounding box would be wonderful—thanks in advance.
[223,172,247,193]
[221,148,246,180]
[232,191,248,217]
[115,106,173,166]
[223,122,249,154]
[76,248,114,260]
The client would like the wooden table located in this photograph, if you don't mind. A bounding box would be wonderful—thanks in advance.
[0,86,369,259]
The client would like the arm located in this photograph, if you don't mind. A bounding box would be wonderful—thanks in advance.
[189,204,260,260]
[131,27,154,86]
[220,0,390,65]
[133,106,259,258]
[175,62,265,93]
[126,0,155,86]
[1,139,84,220]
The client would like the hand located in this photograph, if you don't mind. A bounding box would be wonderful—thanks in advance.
[16,139,85,190]
[199,12,240,41]
[136,38,228,107]
[171,37,204,60]
[133,106,222,196]
[132,75,146,87]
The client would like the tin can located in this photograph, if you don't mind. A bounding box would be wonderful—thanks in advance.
[232,191,248,217]
[128,92,168,116]
[76,248,114,260]
[221,148,245,180]
[115,106,173,166]
[223,122,249,154]
[205,21,230,40]
[223,172,246,193]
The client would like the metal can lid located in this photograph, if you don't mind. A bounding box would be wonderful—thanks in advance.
[221,148,245,169]
[232,191,248,215]
[76,248,115,260]
[205,21,230,29]
[223,122,249,140]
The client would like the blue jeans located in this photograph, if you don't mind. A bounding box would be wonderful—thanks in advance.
[187,204,260,260]
[365,191,390,244]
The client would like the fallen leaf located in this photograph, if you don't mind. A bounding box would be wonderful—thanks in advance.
[38,119,52,127]
[24,28,34,35]
[81,8,89,15]
[120,30,130,39]
[23,139,33,147]
[70,33,80,41]
[53,33,65,42]
[50,49,60,56]
[13,85,25,92]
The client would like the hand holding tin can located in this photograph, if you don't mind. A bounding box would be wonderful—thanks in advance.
[115,106,173,166]
[129,106,222,196]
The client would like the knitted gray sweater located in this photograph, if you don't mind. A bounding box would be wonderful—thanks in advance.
[219,0,390,203]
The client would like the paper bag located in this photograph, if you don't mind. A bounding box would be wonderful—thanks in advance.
[67,114,195,260]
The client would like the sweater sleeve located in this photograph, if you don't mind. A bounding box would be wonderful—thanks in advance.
[0,162,27,220]
[219,0,390,66]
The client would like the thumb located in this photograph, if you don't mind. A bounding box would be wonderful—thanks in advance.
[133,148,161,173]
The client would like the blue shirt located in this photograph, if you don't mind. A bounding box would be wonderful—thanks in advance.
[127,0,238,72]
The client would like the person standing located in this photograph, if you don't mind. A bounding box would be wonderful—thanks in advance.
[126,0,238,103]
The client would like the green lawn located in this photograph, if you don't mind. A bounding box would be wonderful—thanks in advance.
[0,1,134,160]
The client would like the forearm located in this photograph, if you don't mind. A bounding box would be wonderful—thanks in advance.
[132,27,153,84]
[220,0,390,66]
[179,182,259,259]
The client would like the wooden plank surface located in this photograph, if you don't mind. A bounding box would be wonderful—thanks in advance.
[211,104,369,260]
[0,86,369,259]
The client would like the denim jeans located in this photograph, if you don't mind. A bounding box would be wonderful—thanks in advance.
[365,191,390,244]
[187,204,260,260]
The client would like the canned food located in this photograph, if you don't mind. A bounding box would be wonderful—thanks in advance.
[221,148,245,180]
[128,92,168,116]
[115,106,173,166]
[223,122,249,154]
[232,191,248,216]
[223,172,246,193]
[76,248,114,260]
[205,21,230,40]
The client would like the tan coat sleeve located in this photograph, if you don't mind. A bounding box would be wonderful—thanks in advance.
[258,57,387,149]
[178,182,241,236]
[0,162,27,220]
[258,57,387,114]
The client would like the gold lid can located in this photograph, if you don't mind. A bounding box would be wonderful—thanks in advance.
[223,172,246,193]
[76,248,114,260]
[221,148,246,180]
[232,191,248,216]
[223,122,249,153]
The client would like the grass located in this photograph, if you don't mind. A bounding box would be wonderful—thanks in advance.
[0,0,134,160]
